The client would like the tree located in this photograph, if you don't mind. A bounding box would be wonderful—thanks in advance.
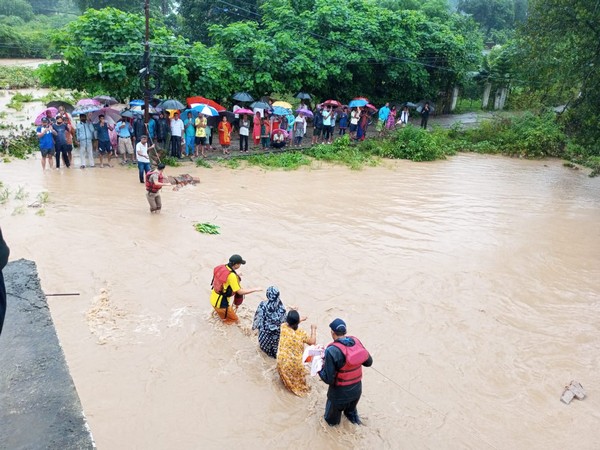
[458,0,515,37]
[38,8,234,101]
[179,0,261,43]
[0,0,34,21]
[519,0,600,150]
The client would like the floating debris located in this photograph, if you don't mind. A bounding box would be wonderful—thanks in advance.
[194,222,220,235]
[561,380,586,405]
[167,174,200,191]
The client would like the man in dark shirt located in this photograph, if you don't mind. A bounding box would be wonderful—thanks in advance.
[0,227,10,336]
[318,318,373,426]
[52,116,72,168]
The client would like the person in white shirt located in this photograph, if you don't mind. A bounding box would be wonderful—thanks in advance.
[136,135,154,183]
[349,108,360,140]
[293,114,306,147]
[398,106,410,127]
[239,115,250,152]
[169,112,184,158]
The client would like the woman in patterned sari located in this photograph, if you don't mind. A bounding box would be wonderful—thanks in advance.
[217,116,232,154]
[252,286,287,358]
[276,310,317,396]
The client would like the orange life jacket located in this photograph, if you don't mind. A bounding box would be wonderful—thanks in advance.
[145,170,163,193]
[328,337,369,387]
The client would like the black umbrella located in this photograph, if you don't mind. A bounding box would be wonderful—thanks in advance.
[219,110,236,122]
[399,101,418,109]
[416,100,435,113]
[295,92,311,100]
[156,99,185,110]
[233,92,254,102]
[93,95,118,106]
[46,100,74,113]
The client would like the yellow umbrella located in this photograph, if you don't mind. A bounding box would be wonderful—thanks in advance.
[272,101,293,109]
[166,109,179,118]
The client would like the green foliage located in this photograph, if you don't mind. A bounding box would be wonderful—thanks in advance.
[306,134,379,169]
[195,157,212,168]
[0,0,34,21]
[2,131,38,158]
[14,185,28,201]
[194,222,220,234]
[518,0,600,156]
[0,186,10,204]
[460,112,566,157]
[375,126,449,161]
[0,67,39,88]
[458,0,516,38]
[246,151,312,170]
[8,92,36,111]
[37,191,50,204]
[160,155,181,167]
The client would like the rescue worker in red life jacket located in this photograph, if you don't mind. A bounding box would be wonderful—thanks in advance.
[210,254,262,324]
[318,318,373,426]
[145,163,171,213]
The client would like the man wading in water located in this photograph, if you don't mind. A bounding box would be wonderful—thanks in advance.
[318,318,372,426]
[210,254,261,324]
[145,163,171,213]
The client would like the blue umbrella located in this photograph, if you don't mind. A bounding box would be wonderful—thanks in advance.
[129,99,145,106]
[185,104,219,117]
[72,105,102,115]
[272,106,291,116]
[348,99,368,108]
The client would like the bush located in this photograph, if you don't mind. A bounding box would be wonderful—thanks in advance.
[376,126,448,161]
[246,151,311,170]
[0,66,40,89]
[0,131,38,159]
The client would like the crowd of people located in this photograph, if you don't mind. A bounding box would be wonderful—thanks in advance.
[35,99,434,172]
[210,254,373,426]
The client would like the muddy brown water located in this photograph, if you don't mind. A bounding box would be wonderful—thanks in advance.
[0,154,599,449]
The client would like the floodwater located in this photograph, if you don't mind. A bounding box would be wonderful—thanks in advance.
[1,153,599,449]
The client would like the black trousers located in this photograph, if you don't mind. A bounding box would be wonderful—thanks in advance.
[0,271,6,336]
[55,144,71,168]
[421,117,429,129]
[170,135,181,158]
[324,397,361,426]
[239,135,248,152]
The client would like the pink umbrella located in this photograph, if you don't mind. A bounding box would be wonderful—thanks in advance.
[295,108,313,118]
[76,98,101,107]
[34,107,58,125]
[90,107,121,124]
[233,108,254,115]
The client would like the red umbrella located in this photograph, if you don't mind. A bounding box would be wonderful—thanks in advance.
[35,107,58,125]
[90,107,122,124]
[354,97,370,103]
[323,99,341,107]
[366,103,378,112]
[187,96,226,112]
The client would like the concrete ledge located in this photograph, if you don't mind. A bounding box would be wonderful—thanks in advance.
[0,259,94,450]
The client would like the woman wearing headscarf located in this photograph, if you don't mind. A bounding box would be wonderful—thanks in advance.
[276,310,317,397]
[252,286,287,358]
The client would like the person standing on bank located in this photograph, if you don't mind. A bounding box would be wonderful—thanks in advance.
[0,227,9,337]
[36,117,56,170]
[145,163,171,213]
[170,112,184,158]
[76,113,95,169]
[136,135,153,184]
[318,318,373,426]
[210,254,261,324]
[420,102,431,129]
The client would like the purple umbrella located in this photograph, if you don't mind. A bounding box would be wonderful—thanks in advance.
[295,108,313,118]
[34,107,58,125]
[76,98,101,107]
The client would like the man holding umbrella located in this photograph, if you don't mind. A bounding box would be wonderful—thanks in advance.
[76,114,95,169]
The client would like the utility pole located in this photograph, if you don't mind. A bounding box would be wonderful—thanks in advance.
[143,0,150,125]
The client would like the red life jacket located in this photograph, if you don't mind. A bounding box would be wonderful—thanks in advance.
[211,264,245,307]
[145,170,163,193]
[328,337,369,387]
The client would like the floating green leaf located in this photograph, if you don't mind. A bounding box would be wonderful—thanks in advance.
[194,222,220,235]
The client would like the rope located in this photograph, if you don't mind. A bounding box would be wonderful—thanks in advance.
[370,366,500,450]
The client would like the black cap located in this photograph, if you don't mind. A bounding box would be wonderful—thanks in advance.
[229,254,246,265]
[157,163,166,170]
[329,318,347,334]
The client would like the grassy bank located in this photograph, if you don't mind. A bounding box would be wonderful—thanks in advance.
[3,110,599,177]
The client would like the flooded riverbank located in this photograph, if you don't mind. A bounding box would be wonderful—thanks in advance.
[0,153,598,449]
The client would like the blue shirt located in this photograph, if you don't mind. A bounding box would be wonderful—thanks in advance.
[95,122,110,142]
[147,118,156,138]
[37,126,54,150]
[378,106,390,121]
[116,120,132,138]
